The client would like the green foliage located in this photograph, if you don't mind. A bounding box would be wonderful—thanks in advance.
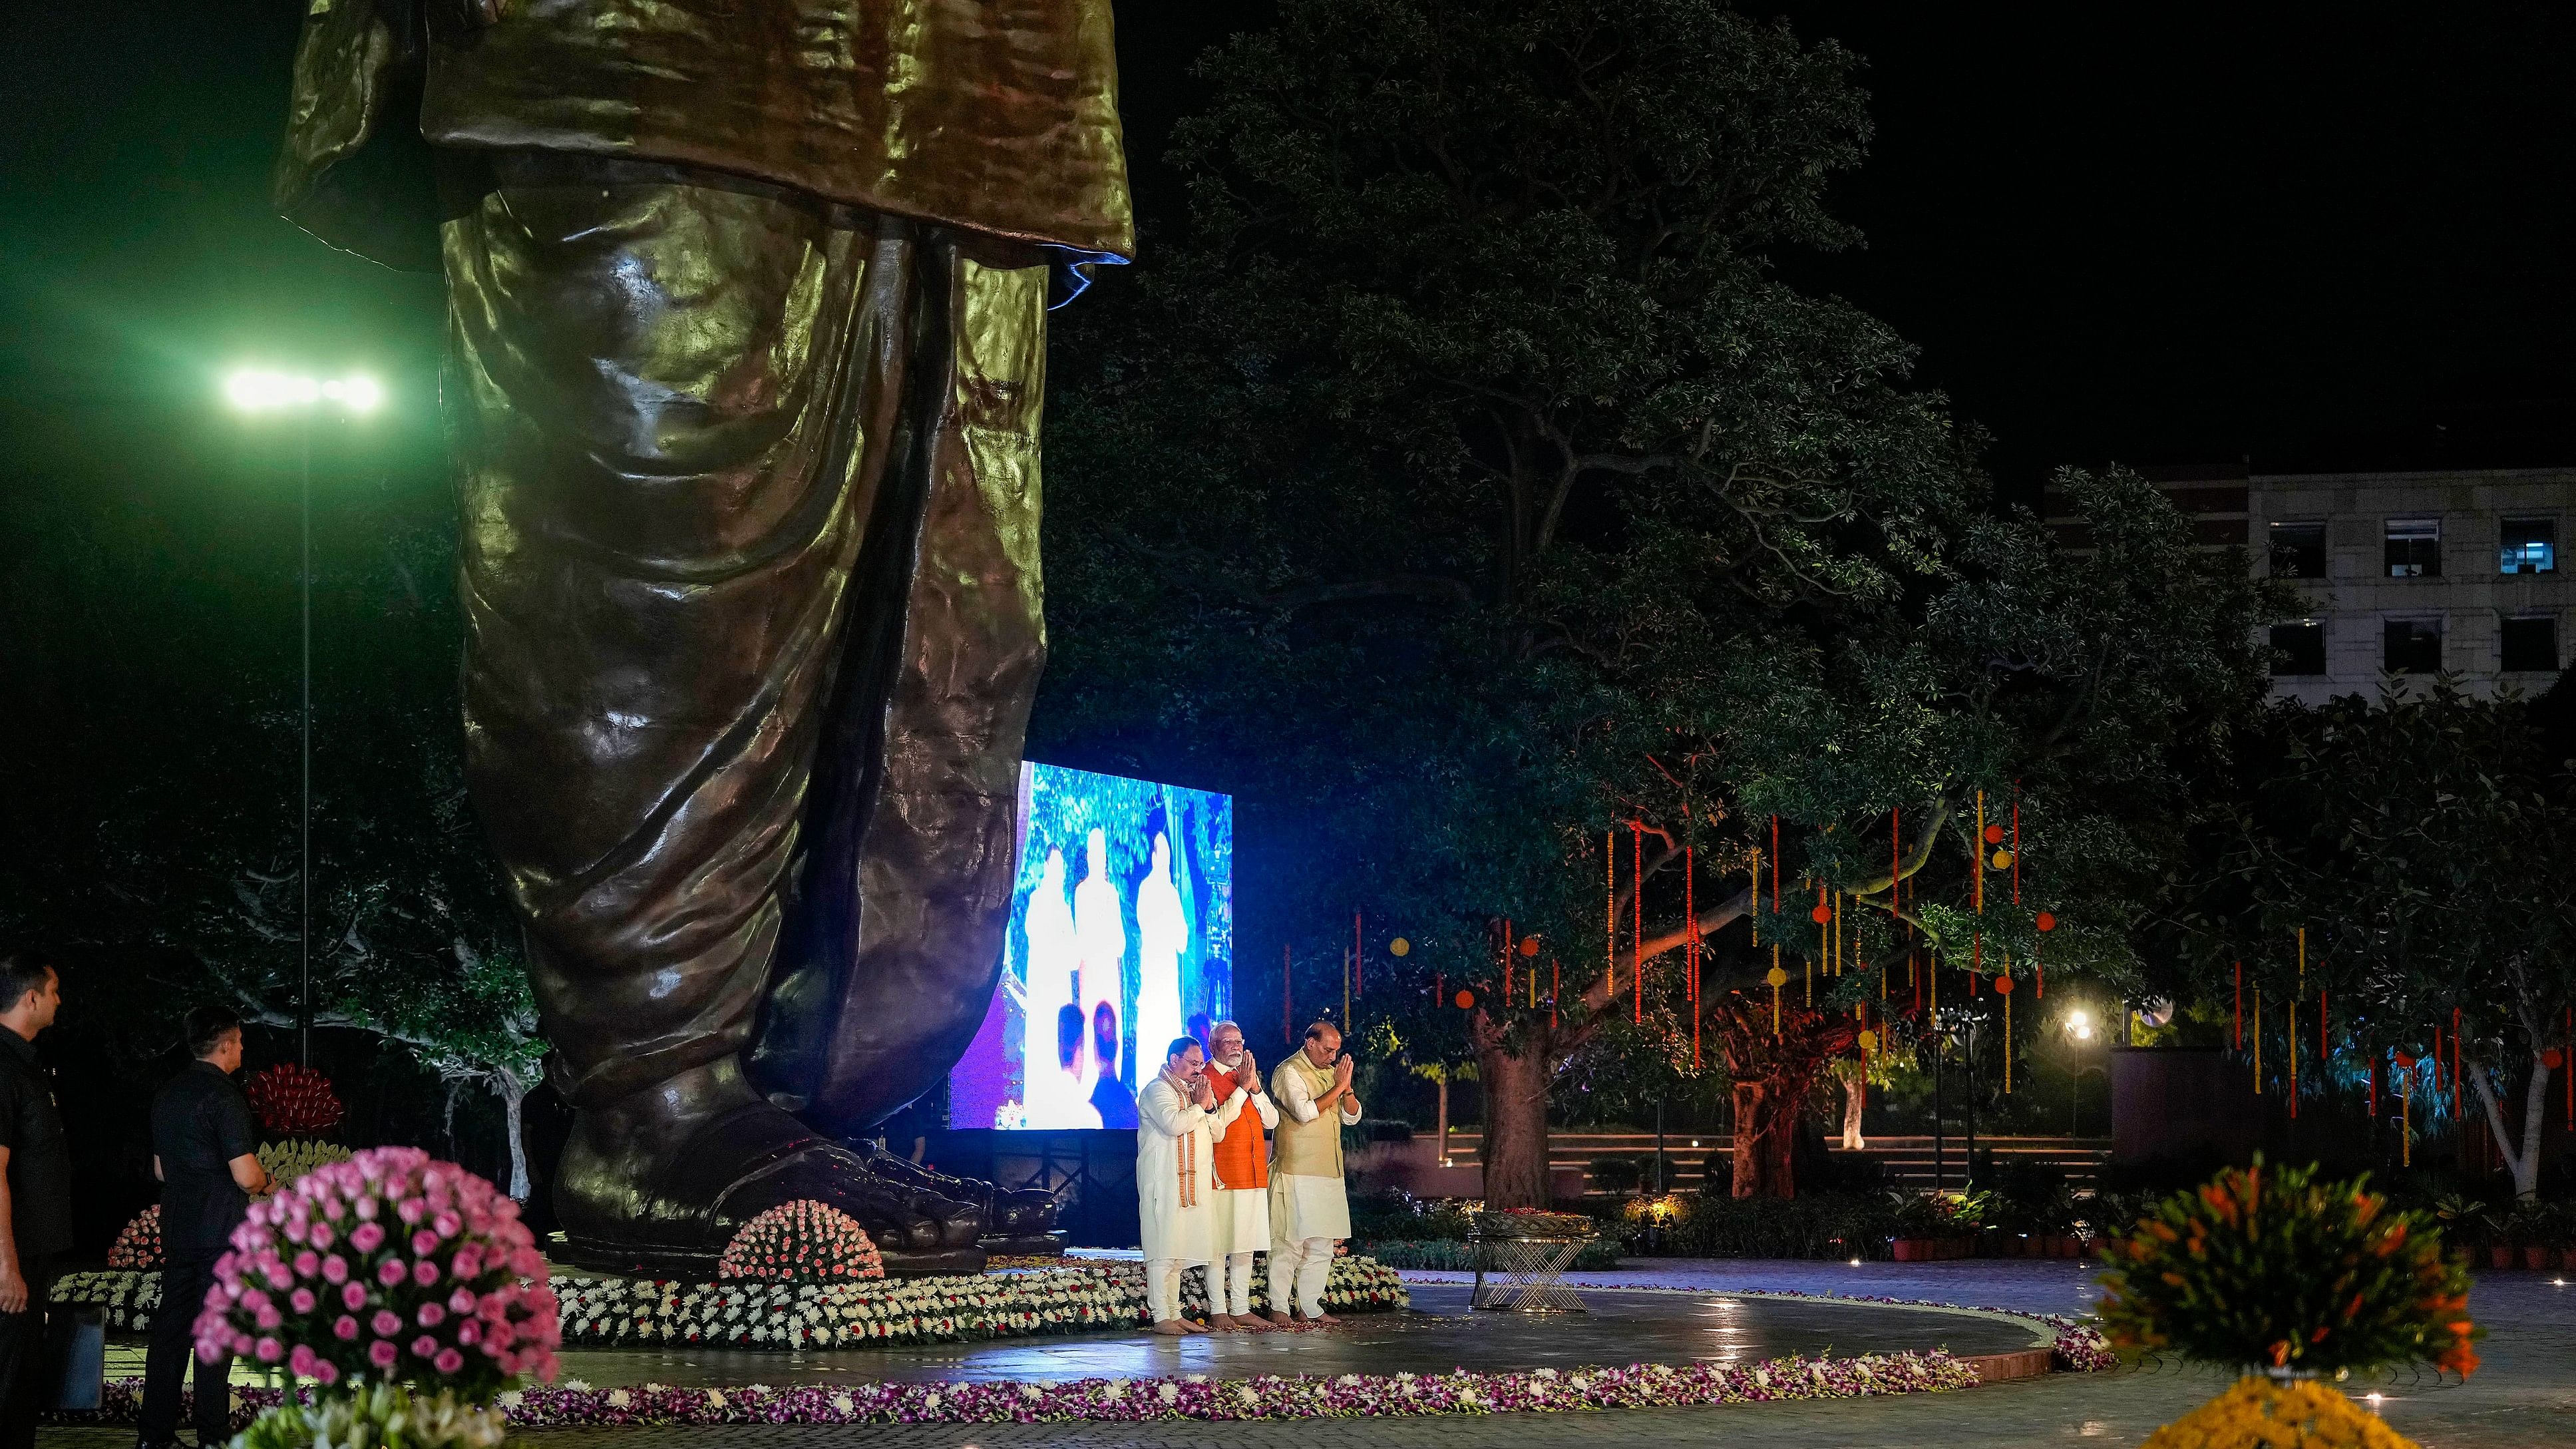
[2095,1156,2480,1378]
[1585,1155,1646,1193]
[1654,1190,1899,1259]
[1356,1238,1624,1271]
[232,1384,504,1449]
[2162,684,2576,1197]
[1042,0,2285,1175]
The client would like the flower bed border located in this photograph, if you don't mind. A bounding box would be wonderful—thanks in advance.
[47,1279,2109,1429]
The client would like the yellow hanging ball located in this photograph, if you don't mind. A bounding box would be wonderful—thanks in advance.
[1389,937,1411,956]
[1765,966,1789,988]
[1990,849,2012,870]
[1858,1030,1879,1052]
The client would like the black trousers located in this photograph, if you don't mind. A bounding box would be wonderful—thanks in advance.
[138,1257,229,1446]
[0,1257,53,1449]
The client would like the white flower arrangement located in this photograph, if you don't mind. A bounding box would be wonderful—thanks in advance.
[54,1259,1409,1353]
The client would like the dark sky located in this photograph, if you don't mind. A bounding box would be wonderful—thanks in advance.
[4,1,2573,500]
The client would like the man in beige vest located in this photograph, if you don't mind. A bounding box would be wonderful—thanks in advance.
[1267,1021,1360,1327]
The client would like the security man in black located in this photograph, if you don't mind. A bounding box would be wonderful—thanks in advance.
[138,1006,267,1449]
[0,952,71,1449]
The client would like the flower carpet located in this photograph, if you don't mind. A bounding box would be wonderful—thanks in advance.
[50,1262,2110,1429]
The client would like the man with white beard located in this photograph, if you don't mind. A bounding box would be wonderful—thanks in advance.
[1268,1020,1361,1328]
[1135,1036,1244,1334]
[1197,1021,1276,1331]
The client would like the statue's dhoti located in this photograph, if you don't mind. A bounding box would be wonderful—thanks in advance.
[444,155,1049,1265]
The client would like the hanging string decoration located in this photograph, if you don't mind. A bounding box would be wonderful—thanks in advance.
[2034,909,2054,998]
[1996,968,2014,1094]
[1632,825,1644,1026]
[1686,845,1700,1070]
[2010,784,2021,905]
[2394,1050,2416,1166]
[1767,950,1787,1038]
[1605,829,1616,998]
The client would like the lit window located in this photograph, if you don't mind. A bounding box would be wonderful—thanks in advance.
[2501,616,2559,673]
[2269,622,2326,677]
[2383,618,2443,674]
[2500,518,2556,574]
[2267,522,2326,579]
[2385,519,2440,578]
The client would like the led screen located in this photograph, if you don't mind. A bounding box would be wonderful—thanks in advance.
[950,762,1233,1130]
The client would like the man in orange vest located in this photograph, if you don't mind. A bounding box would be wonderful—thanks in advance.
[1200,1021,1280,1331]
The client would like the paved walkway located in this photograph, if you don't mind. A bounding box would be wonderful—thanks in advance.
[46,1261,2576,1448]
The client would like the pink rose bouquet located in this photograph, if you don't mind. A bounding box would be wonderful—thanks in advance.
[193,1146,560,1402]
[715,1200,885,1282]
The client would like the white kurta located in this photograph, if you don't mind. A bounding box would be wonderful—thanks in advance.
[1137,1076,1244,1264]
[1207,1068,1279,1257]
[1268,1060,1361,1242]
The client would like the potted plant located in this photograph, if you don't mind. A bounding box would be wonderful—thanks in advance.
[2097,1155,2479,1448]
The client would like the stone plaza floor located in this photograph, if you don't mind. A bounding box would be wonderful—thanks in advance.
[45,1259,2576,1448]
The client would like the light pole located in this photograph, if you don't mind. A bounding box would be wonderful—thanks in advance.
[2062,1006,2106,1138]
[224,368,383,1065]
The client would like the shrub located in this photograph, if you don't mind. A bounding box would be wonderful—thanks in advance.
[194,1146,559,1400]
[2096,1155,2480,1378]
[242,1065,347,1138]
[1652,1191,1900,1259]
[716,1201,886,1282]
[1357,1237,1622,1271]
[108,1207,162,1271]
[1586,1155,1644,1194]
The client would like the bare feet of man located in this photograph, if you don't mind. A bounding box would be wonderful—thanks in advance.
[1266,1310,1304,1331]
[1151,1319,1193,1336]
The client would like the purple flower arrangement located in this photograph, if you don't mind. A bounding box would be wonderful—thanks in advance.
[56,1352,1980,1431]
[191,1146,561,1400]
[716,1201,885,1282]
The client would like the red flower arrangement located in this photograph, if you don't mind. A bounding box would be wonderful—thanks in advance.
[243,1064,346,1138]
[107,1206,163,1271]
[715,1201,886,1283]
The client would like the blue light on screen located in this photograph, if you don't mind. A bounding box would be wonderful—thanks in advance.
[949,762,1233,1130]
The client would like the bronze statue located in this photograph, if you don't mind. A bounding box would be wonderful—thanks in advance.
[274,0,1129,1274]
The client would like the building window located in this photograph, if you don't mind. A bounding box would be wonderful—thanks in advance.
[2268,521,2327,579]
[2383,618,2444,674]
[2501,616,2559,673]
[2385,519,2440,577]
[2499,518,2556,574]
[2269,621,2327,677]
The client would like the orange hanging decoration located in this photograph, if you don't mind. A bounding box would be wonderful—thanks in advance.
[2010,783,2021,905]
[1503,918,1513,1004]
[1551,958,1559,1030]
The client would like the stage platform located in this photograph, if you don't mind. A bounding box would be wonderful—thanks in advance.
[526,1283,2052,1388]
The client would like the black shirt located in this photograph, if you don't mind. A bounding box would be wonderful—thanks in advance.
[0,1028,72,1262]
[150,1061,258,1263]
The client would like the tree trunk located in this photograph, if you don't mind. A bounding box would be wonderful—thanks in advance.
[495,1068,532,1202]
[1731,1079,1798,1198]
[1477,1046,1553,1207]
[1839,1069,1867,1151]
[2467,1048,2550,1201]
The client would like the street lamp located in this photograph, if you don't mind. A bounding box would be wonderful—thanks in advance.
[224,368,384,1065]
[2062,1006,2107,1138]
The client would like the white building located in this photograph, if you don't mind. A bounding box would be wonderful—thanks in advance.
[2049,465,2574,705]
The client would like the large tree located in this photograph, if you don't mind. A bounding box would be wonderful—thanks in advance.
[1037,0,2281,1201]
[2167,684,2576,1199]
